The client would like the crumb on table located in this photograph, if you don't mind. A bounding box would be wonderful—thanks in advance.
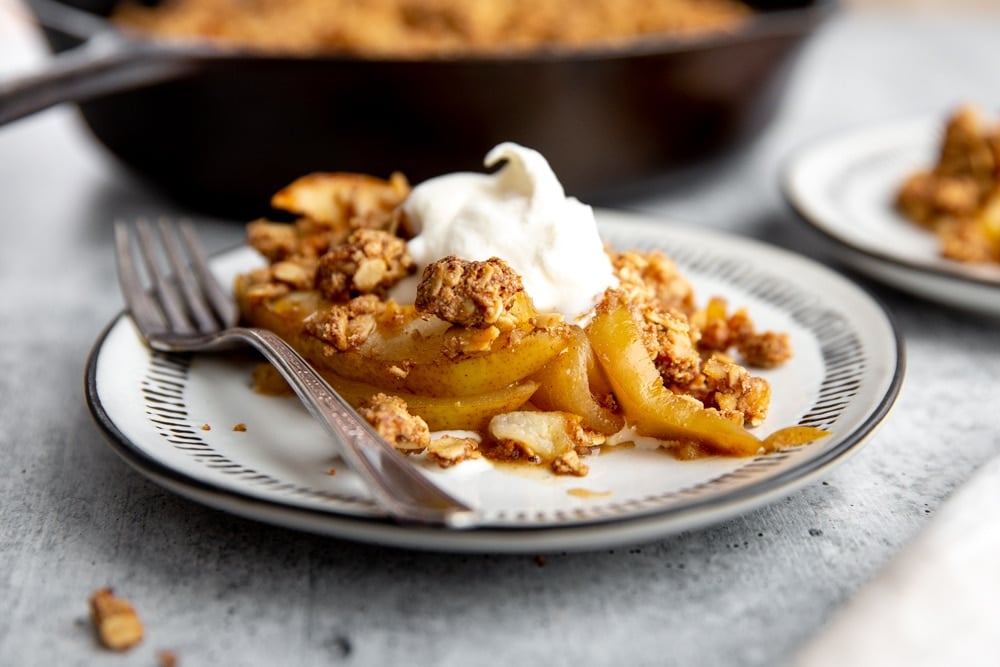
[89,588,143,651]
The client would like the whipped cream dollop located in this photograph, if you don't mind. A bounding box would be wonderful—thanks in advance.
[391,142,617,320]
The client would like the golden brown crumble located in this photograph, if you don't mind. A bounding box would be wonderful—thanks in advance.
[691,298,792,368]
[691,296,732,351]
[304,294,385,351]
[738,330,793,369]
[233,166,817,473]
[696,353,771,426]
[247,218,340,263]
[233,423,247,432]
[113,0,752,57]
[638,307,702,388]
[357,393,430,451]
[415,256,524,327]
[896,105,1000,264]
[247,219,301,262]
[315,229,415,301]
[89,588,143,651]
[157,650,179,667]
[426,435,482,468]
[478,437,541,464]
[611,249,695,314]
[245,173,412,283]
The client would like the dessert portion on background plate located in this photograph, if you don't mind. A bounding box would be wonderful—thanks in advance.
[783,107,1000,315]
[896,106,1000,266]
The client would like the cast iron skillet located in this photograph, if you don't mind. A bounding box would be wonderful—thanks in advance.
[3,0,835,216]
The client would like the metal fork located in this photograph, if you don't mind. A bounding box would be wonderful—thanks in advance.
[114,219,477,528]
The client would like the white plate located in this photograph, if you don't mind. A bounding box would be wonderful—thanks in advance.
[85,210,903,553]
[783,116,1000,316]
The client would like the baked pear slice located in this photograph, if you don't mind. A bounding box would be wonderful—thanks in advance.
[587,301,828,456]
[252,362,539,432]
[234,275,571,400]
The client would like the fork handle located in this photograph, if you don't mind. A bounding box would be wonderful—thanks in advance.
[186,326,478,528]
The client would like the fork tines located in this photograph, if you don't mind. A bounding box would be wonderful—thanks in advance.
[114,219,237,339]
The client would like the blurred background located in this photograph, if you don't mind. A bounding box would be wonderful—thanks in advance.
[1,0,998,215]
[3,0,1000,44]
[846,0,996,7]
[847,0,996,7]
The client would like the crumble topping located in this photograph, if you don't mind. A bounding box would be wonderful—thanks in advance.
[697,353,771,427]
[611,249,695,314]
[415,256,524,327]
[896,105,1000,264]
[315,229,415,301]
[247,220,301,262]
[737,330,793,369]
[304,294,385,351]
[245,173,413,294]
[426,435,482,468]
[113,0,752,57]
[639,306,702,388]
[233,160,824,477]
[691,297,792,368]
[357,393,430,452]
[89,588,143,651]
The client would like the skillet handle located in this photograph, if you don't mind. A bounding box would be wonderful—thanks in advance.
[26,0,114,42]
[0,7,194,127]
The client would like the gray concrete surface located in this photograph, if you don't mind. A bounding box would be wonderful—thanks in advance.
[1,9,999,667]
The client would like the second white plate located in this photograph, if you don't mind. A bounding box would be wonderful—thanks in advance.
[85,211,903,553]
[783,116,1000,316]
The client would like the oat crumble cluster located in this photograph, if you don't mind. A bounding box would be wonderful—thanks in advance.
[89,588,143,651]
[315,229,414,301]
[113,0,752,57]
[415,256,524,328]
[236,171,810,477]
[896,105,1000,265]
[357,392,430,451]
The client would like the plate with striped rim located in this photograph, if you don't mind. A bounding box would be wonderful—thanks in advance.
[85,209,903,553]
[783,115,1000,315]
